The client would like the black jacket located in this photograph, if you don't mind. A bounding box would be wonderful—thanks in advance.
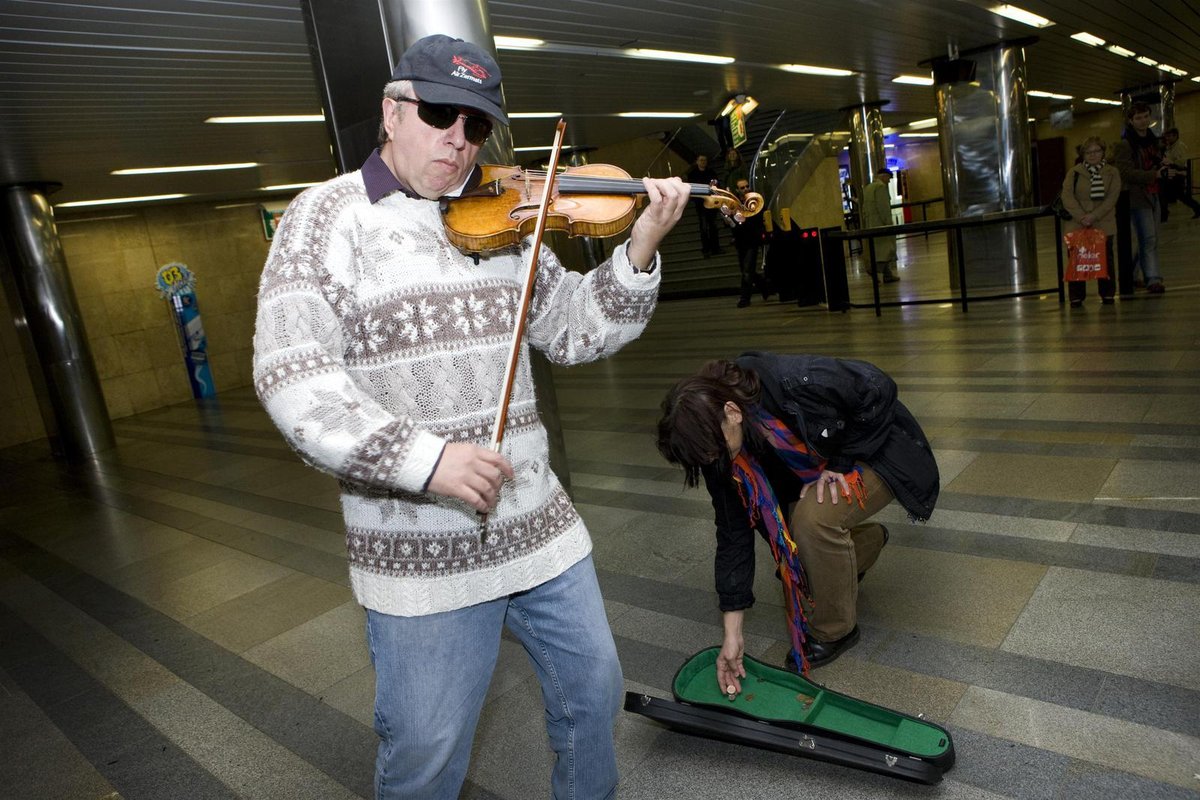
[701,351,939,611]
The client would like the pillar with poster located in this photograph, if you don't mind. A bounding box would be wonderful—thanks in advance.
[155,261,215,399]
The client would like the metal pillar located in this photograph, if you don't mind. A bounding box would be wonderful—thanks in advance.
[1119,81,1176,134]
[932,39,1038,290]
[843,101,889,223]
[0,184,115,458]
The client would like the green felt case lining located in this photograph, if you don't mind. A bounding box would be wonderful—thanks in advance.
[672,647,951,759]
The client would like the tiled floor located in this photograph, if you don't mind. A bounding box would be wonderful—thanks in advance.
[2,215,1199,799]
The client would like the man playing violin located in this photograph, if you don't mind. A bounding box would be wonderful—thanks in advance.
[253,33,689,800]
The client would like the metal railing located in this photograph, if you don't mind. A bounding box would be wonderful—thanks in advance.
[824,206,1065,316]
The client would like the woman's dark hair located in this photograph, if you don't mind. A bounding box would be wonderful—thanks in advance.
[656,359,761,487]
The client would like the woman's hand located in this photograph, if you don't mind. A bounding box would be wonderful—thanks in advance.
[800,469,849,504]
[1079,213,1095,227]
[717,611,747,697]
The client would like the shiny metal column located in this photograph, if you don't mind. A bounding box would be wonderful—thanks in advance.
[0,184,115,457]
[843,101,889,224]
[934,40,1037,290]
[376,0,568,489]
[1119,81,1176,132]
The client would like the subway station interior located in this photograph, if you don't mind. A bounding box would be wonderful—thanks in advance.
[1,1,1199,798]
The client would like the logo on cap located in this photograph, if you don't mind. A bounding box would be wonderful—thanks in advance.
[451,55,489,84]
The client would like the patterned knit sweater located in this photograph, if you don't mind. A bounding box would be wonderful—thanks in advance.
[253,171,659,616]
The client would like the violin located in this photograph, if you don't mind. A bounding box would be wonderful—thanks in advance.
[443,163,764,253]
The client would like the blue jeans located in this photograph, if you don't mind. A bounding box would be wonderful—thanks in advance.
[365,555,622,800]
[1129,196,1162,284]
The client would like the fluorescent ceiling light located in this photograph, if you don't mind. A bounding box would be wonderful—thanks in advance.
[893,74,934,85]
[1158,64,1187,76]
[908,117,939,129]
[1070,32,1106,46]
[206,114,324,124]
[616,111,698,118]
[494,35,544,49]
[1105,44,1136,58]
[261,182,321,191]
[1028,90,1073,100]
[779,63,854,76]
[1084,97,1122,106]
[508,112,562,118]
[55,214,137,223]
[56,193,187,208]
[1135,56,1158,67]
[112,162,258,176]
[1193,76,1200,83]
[625,48,733,65]
[899,132,938,138]
[884,143,896,148]
[990,4,1053,28]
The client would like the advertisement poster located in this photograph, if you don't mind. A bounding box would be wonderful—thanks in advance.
[155,262,216,399]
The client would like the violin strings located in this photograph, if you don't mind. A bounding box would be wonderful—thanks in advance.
[517,169,717,196]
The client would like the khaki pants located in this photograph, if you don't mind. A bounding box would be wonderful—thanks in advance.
[788,465,893,642]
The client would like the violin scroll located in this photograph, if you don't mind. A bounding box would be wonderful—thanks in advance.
[703,186,764,221]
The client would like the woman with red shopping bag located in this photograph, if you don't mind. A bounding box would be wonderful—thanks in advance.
[1061,137,1121,307]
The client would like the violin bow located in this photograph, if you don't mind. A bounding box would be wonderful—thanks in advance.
[488,119,568,455]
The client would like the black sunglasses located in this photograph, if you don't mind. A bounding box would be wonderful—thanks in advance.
[396,97,492,146]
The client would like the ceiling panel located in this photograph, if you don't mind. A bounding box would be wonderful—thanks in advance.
[0,0,1195,207]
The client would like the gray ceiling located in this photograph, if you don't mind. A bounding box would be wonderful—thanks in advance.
[2,0,1197,208]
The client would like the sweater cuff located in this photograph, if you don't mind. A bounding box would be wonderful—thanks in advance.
[611,241,661,287]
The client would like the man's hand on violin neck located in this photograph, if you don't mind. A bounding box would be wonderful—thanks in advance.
[627,177,690,271]
[427,442,515,513]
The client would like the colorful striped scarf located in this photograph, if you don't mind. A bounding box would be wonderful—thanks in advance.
[729,407,866,675]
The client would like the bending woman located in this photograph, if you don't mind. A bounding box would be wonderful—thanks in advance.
[656,351,939,694]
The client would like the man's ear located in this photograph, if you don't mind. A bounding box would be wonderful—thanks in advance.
[381,98,399,142]
[723,400,742,425]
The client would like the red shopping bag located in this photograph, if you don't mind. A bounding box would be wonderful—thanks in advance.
[1063,228,1109,281]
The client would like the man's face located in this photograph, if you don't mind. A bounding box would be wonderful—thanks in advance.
[1130,111,1152,134]
[1163,131,1178,145]
[696,156,708,170]
[735,180,750,196]
[381,94,484,199]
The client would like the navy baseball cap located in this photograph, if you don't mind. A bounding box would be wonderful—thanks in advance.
[392,34,508,125]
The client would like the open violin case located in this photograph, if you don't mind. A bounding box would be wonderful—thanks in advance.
[624,647,955,784]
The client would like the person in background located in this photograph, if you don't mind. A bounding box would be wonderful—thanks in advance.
[1159,128,1200,221]
[1113,103,1170,294]
[1061,136,1121,308]
[861,169,899,282]
[728,177,767,308]
[687,154,723,256]
[656,352,939,693]
[253,33,690,800]
[723,147,748,189]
